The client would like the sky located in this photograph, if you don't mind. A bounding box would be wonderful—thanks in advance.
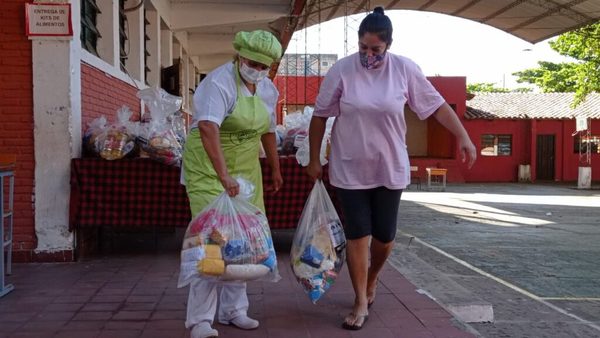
[285,10,573,89]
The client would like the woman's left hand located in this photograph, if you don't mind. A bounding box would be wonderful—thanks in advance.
[268,171,283,193]
[459,136,477,169]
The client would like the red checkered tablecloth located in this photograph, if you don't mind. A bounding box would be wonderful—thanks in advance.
[69,158,191,230]
[69,156,339,231]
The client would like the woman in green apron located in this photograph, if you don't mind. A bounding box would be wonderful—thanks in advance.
[182,30,283,338]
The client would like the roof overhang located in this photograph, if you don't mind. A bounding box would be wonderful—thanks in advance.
[160,0,600,73]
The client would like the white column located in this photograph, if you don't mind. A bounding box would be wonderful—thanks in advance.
[32,0,82,252]
[173,39,182,61]
[181,53,190,110]
[161,29,173,68]
[96,0,119,67]
[188,59,195,108]
[125,3,144,82]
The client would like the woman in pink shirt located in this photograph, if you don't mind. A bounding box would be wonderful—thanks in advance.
[306,7,476,330]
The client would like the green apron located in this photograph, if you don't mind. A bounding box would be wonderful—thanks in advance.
[183,63,270,217]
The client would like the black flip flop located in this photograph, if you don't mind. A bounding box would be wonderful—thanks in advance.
[342,313,369,330]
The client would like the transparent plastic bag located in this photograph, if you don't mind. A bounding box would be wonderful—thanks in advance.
[136,87,184,166]
[82,115,107,157]
[295,115,335,167]
[291,180,346,303]
[280,107,312,155]
[178,178,279,287]
[96,106,136,160]
[169,110,187,148]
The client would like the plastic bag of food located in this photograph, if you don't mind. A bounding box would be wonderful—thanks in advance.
[280,107,312,155]
[82,115,107,157]
[295,116,335,166]
[291,180,346,303]
[169,110,187,148]
[136,87,184,166]
[178,178,279,287]
[96,106,136,160]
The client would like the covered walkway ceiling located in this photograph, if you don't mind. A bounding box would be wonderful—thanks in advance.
[165,0,600,72]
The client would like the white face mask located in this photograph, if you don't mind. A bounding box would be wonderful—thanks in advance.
[239,62,269,84]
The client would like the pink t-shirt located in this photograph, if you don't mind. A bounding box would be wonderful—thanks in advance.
[314,52,445,189]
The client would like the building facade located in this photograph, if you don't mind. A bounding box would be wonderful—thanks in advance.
[464,93,600,183]
[1,0,202,261]
[1,1,598,262]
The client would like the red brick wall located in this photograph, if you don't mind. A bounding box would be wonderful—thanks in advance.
[81,63,142,130]
[0,0,36,259]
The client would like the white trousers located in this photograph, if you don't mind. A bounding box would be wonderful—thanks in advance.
[185,278,249,329]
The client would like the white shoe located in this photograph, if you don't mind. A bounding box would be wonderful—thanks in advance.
[191,322,218,338]
[219,315,259,330]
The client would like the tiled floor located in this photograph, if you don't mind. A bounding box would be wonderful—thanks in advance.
[0,237,475,338]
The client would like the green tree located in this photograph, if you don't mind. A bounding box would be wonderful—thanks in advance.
[511,87,534,93]
[513,22,599,106]
[513,61,578,92]
[467,82,510,93]
[466,82,531,93]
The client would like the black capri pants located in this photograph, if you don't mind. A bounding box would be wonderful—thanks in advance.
[335,186,403,243]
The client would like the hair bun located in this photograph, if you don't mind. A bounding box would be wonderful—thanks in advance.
[373,6,385,15]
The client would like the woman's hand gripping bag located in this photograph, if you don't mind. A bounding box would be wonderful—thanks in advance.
[178,178,279,287]
[291,180,346,303]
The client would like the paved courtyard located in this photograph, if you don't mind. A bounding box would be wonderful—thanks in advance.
[0,233,474,338]
[397,183,600,337]
[3,182,599,337]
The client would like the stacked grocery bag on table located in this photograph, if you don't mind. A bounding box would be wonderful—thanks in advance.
[82,87,186,167]
[177,179,279,286]
[84,106,138,161]
[291,180,346,303]
[136,88,185,166]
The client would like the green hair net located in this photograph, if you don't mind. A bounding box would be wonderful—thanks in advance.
[233,30,282,66]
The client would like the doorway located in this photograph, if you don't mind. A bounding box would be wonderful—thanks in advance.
[536,134,555,180]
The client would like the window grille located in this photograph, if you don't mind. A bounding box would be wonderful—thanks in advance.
[81,0,101,56]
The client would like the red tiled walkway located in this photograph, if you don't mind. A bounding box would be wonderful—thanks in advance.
[0,250,475,338]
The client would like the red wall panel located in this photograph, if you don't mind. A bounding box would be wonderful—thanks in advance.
[462,119,531,182]
[0,0,36,257]
[560,119,600,182]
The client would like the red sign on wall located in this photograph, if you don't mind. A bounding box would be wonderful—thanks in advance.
[25,3,73,37]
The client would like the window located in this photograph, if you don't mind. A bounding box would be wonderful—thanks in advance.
[574,135,600,154]
[81,0,101,56]
[481,134,512,156]
[144,8,151,85]
[118,0,129,71]
[322,61,329,67]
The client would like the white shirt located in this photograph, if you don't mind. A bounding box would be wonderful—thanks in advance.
[191,62,278,132]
